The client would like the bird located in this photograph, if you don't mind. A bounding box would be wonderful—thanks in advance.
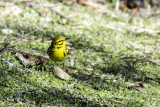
[47,36,68,62]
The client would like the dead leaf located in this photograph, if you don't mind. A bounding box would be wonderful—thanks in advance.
[130,8,139,13]
[9,49,50,64]
[15,52,31,66]
[53,67,70,80]
[78,0,108,11]
[25,53,49,64]
[134,82,145,91]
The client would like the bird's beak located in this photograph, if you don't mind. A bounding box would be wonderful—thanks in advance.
[65,37,70,40]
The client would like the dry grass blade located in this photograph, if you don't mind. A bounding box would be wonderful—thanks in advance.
[96,94,109,107]
[109,98,125,105]
[1,58,25,72]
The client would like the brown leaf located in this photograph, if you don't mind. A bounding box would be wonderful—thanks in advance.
[134,82,145,91]
[9,49,50,64]
[25,53,49,64]
[15,52,31,66]
[119,1,140,13]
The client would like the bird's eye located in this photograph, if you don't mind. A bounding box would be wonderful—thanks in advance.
[57,40,64,45]
[56,40,61,43]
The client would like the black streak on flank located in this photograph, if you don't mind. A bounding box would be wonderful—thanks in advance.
[63,51,66,57]
[48,47,55,55]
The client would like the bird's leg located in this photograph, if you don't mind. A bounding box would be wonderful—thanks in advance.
[53,62,57,74]
[62,62,65,69]
[53,66,55,74]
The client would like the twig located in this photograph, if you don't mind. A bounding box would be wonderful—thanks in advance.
[144,75,160,84]
[22,2,48,37]
[1,58,23,72]
[49,7,72,22]
[121,56,160,83]
[109,99,125,105]
[27,3,42,16]
[24,29,39,37]
[0,43,9,54]
[1,58,34,73]
[2,58,14,68]
[120,56,160,66]
[96,94,109,107]
[66,82,76,89]
[66,87,100,105]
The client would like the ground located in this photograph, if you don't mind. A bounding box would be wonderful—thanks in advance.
[0,0,160,106]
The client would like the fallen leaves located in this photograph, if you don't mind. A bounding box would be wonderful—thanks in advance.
[0,41,71,81]
[10,49,50,65]
[15,52,31,66]
[134,82,145,91]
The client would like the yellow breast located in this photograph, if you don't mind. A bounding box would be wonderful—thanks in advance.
[49,46,67,62]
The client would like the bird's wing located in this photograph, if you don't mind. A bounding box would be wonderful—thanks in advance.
[47,45,55,56]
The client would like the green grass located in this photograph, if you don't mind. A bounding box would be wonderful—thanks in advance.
[0,0,160,106]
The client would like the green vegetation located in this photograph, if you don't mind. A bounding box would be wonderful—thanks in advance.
[0,0,160,106]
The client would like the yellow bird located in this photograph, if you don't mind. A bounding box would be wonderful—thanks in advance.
[47,36,68,62]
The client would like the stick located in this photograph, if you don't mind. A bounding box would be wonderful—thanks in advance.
[120,56,160,66]
[0,43,9,54]
[1,58,24,72]
[110,99,125,105]
[96,94,109,107]
[1,58,14,68]
[49,8,72,22]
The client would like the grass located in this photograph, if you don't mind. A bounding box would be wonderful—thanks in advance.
[0,0,160,106]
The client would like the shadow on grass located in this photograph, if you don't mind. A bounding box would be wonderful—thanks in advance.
[1,24,159,106]
[2,23,160,84]
[69,58,160,91]
[3,24,159,87]
[0,68,103,106]
[0,65,146,107]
